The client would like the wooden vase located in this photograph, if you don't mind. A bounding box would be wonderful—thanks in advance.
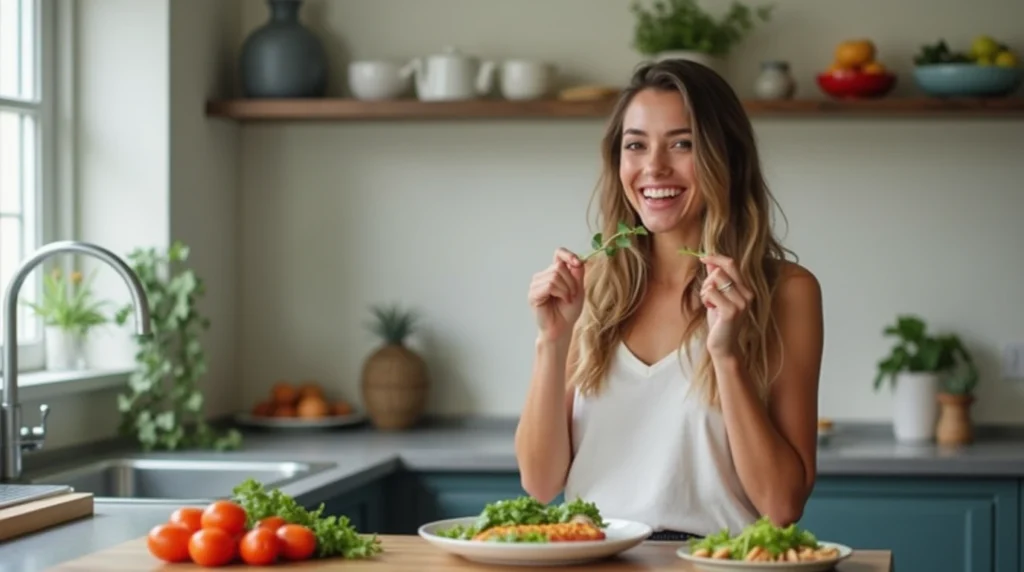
[360,343,429,431]
[936,393,974,446]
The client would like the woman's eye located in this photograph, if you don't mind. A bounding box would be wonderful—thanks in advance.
[674,139,693,149]
[624,141,643,150]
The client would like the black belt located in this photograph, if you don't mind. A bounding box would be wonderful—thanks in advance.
[647,529,703,541]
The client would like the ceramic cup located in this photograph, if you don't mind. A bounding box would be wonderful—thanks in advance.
[348,60,410,100]
[499,59,553,100]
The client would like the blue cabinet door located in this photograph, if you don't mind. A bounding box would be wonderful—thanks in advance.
[798,477,1020,572]
[319,480,387,534]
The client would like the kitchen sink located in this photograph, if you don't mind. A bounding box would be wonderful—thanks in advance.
[31,458,336,503]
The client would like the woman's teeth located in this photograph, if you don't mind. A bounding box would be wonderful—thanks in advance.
[642,187,683,199]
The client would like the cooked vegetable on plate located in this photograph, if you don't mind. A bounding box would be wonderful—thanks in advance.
[434,496,607,543]
[689,517,840,562]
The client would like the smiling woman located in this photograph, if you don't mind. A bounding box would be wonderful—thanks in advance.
[515,59,824,540]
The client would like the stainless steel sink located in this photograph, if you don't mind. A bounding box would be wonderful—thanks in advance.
[31,458,335,503]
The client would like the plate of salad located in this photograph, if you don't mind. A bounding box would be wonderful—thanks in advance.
[676,517,852,572]
[418,496,652,566]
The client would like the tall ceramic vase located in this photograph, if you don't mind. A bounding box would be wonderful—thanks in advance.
[240,0,328,98]
[891,372,940,444]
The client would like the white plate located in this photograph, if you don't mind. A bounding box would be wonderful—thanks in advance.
[676,541,853,572]
[233,412,366,430]
[418,516,653,566]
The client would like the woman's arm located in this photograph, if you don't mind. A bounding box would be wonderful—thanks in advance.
[713,264,823,526]
[514,336,577,504]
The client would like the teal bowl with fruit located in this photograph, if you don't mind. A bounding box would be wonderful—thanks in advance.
[913,64,1022,97]
[913,37,1022,97]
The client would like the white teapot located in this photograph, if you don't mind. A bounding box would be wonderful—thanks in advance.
[400,46,496,101]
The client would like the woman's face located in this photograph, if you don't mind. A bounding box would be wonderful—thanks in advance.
[618,88,706,235]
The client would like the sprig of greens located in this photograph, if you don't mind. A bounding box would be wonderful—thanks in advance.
[677,246,708,258]
[434,496,606,541]
[580,222,648,262]
[690,516,818,560]
[231,479,382,559]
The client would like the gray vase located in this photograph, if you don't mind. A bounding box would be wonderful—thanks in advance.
[240,0,328,98]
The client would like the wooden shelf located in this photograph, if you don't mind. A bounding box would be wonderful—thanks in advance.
[205,96,1024,121]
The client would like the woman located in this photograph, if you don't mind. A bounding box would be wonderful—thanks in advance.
[514,59,823,540]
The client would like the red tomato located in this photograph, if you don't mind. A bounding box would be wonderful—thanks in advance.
[240,527,280,565]
[169,506,204,533]
[146,523,191,563]
[256,515,287,531]
[276,524,317,561]
[200,500,248,536]
[188,527,237,567]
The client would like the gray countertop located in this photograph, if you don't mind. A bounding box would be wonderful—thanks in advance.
[5,417,1024,571]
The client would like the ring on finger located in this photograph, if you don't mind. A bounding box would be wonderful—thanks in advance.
[717,280,734,293]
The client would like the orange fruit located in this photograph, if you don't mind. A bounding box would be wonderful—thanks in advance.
[834,39,876,68]
[862,61,886,74]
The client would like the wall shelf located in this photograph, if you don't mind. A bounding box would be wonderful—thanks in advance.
[205,96,1024,122]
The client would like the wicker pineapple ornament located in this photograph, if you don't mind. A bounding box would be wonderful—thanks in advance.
[360,304,429,430]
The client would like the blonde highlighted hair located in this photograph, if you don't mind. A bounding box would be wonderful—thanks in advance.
[568,59,795,407]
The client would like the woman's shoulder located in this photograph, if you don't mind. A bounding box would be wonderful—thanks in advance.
[770,259,822,310]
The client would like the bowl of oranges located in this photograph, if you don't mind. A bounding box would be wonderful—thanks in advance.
[817,39,897,99]
[235,380,365,430]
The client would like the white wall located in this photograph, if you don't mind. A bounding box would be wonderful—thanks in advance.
[236,0,1024,423]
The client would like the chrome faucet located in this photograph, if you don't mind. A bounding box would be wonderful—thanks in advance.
[1,241,152,482]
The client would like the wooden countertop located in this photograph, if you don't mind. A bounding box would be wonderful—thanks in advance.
[48,534,892,571]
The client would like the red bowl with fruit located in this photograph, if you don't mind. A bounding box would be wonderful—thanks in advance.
[817,69,897,98]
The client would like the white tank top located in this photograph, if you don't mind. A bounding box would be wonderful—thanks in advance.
[564,340,760,536]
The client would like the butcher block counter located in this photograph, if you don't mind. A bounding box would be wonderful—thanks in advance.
[48,535,893,571]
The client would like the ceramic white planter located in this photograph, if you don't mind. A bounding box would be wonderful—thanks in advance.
[45,326,87,371]
[891,371,940,443]
[655,50,722,75]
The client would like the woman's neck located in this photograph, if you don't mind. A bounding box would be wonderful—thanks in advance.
[649,225,702,289]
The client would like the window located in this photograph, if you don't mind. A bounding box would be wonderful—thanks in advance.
[1,0,57,374]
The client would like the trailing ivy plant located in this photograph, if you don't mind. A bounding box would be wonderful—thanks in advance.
[631,0,773,57]
[114,241,242,451]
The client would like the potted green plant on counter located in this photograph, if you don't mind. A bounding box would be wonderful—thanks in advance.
[23,267,109,371]
[114,241,241,451]
[873,314,978,445]
[630,0,773,74]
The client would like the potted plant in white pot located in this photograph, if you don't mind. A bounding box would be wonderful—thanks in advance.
[630,0,774,75]
[23,267,109,371]
[873,314,977,444]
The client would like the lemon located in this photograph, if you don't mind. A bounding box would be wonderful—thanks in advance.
[970,35,1001,60]
[994,50,1019,68]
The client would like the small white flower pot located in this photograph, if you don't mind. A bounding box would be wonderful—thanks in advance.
[891,371,940,444]
[45,326,87,371]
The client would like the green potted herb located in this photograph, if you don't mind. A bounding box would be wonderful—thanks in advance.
[22,267,109,371]
[630,0,773,73]
[873,314,977,445]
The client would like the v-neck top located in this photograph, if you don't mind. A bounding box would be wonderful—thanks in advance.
[563,340,760,536]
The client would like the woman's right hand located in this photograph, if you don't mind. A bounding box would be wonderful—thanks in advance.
[528,248,586,343]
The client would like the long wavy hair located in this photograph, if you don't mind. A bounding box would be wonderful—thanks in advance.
[568,59,795,407]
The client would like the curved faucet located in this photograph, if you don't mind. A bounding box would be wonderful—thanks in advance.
[2,241,153,481]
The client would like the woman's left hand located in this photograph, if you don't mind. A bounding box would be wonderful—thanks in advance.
[700,254,755,359]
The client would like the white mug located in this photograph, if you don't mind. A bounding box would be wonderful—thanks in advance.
[499,60,553,100]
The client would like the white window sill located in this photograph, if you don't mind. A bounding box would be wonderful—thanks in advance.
[7,368,133,402]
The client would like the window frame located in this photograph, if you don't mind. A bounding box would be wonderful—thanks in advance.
[1,0,69,376]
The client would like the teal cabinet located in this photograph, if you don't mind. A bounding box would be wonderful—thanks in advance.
[319,479,387,534]
[799,477,1020,572]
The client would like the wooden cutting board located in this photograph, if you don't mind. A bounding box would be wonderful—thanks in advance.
[49,534,893,571]
[0,492,93,542]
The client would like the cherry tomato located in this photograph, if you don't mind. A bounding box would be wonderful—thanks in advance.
[256,515,287,531]
[200,500,248,536]
[146,523,191,563]
[188,527,237,567]
[276,524,317,561]
[169,506,204,533]
[240,527,280,565]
